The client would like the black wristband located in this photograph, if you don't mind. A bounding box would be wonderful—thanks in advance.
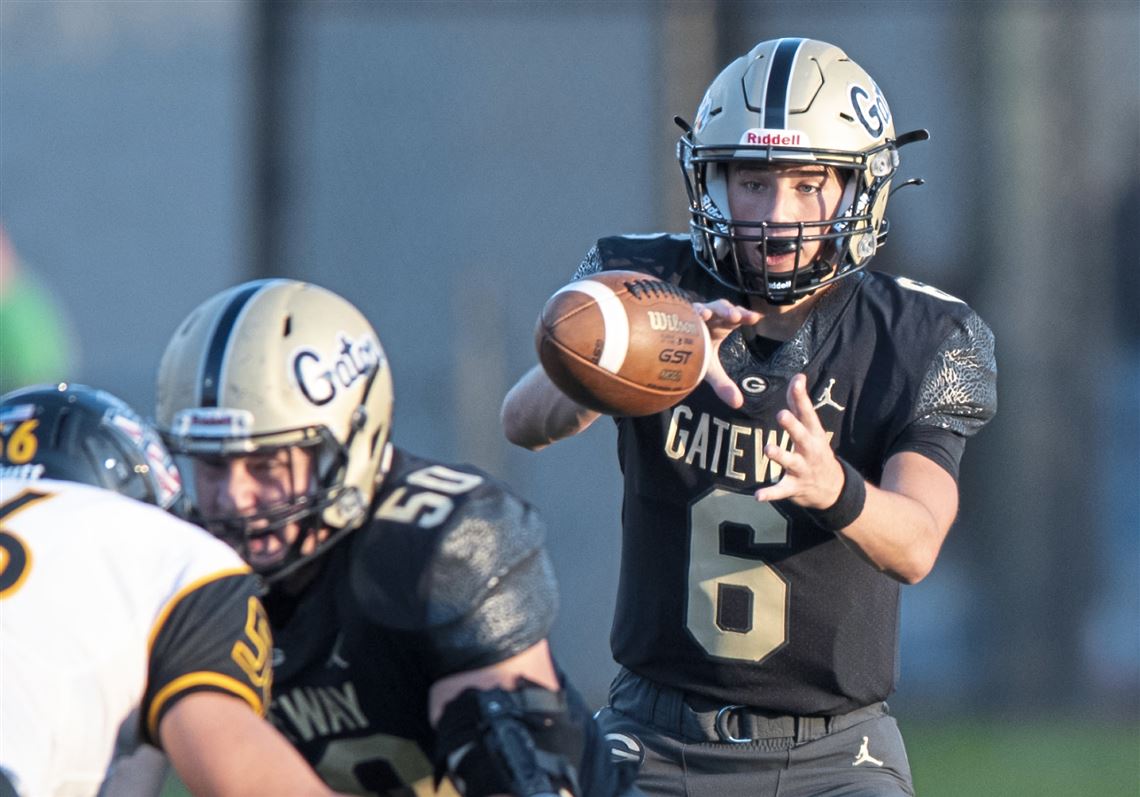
[806,457,866,531]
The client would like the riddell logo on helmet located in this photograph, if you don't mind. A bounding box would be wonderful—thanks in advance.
[173,408,253,438]
[740,129,811,147]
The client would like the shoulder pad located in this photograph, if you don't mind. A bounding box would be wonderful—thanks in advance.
[350,455,555,632]
[594,234,692,281]
[912,306,997,436]
[572,234,724,302]
[867,274,998,436]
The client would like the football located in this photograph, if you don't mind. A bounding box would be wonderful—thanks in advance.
[535,270,709,416]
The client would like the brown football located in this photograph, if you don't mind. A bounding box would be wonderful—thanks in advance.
[535,270,709,416]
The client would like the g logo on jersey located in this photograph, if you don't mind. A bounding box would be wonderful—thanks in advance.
[741,376,769,396]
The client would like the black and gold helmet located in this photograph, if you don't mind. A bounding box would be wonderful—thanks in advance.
[0,382,185,511]
[678,37,929,303]
[155,279,394,579]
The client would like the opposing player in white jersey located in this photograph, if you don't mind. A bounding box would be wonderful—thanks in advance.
[0,383,342,797]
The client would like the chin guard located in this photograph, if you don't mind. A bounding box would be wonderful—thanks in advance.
[435,681,634,797]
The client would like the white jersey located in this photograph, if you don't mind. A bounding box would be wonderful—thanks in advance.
[0,478,270,797]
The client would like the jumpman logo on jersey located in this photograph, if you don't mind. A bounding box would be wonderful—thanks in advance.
[852,736,884,767]
[812,377,846,412]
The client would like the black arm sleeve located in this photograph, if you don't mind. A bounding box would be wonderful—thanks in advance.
[886,424,968,481]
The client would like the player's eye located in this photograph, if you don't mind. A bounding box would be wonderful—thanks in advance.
[247,459,287,481]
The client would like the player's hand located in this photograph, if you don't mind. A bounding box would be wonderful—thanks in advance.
[694,299,762,408]
[753,374,845,509]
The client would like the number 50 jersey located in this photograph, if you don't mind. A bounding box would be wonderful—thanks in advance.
[0,478,271,797]
[263,447,559,797]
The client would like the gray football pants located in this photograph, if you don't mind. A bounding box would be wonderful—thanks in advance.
[595,668,915,797]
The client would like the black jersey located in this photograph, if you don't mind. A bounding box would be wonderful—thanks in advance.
[579,234,997,715]
[264,448,558,796]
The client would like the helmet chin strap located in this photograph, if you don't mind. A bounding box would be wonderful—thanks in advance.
[761,260,835,306]
[729,229,839,305]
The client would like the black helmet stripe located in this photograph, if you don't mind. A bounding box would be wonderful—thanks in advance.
[763,37,804,129]
[199,280,268,407]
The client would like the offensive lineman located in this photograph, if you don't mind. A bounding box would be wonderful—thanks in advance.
[154,279,629,797]
[0,383,341,797]
[501,38,997,796]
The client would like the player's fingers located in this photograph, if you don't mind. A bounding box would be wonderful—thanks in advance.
[787,374,825,435]
[695,299,731,320]
[775,408,811,448]
[696,300,761,328]
[698,298,740,315]
[716,382,745,408]
[779,411,830,467]
[763,441,807,480]
[706,365,744,408]
[702,353,742,408]
[697,308,734,337]
[755,478,796,502]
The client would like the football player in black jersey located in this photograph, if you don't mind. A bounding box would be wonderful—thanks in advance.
[501,38,997,797]
[155,279,629,797]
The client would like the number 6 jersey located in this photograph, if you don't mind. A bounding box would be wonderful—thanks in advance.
[581,234,997,716]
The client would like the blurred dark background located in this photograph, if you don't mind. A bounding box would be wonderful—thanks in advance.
[2,0,1136,786]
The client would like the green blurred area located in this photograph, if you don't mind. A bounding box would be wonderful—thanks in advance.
[159,718,1140,797]
[903,719,1140,797]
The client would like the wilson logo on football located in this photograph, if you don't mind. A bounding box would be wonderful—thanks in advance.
[292,333,382,407]
[647,311,698,335]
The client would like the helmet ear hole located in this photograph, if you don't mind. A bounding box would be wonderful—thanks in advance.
[49,405,73,449]
[350,406,367,431]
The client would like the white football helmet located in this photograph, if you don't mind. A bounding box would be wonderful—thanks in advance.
[678,37,929,303]
[155,279,394,580]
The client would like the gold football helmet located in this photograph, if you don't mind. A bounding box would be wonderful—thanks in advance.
[156,279,394,579]
[678,37,929,303]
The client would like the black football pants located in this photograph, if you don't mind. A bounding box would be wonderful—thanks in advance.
[595,668,914,797]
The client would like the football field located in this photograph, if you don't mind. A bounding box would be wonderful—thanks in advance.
[904,718,1140,796]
